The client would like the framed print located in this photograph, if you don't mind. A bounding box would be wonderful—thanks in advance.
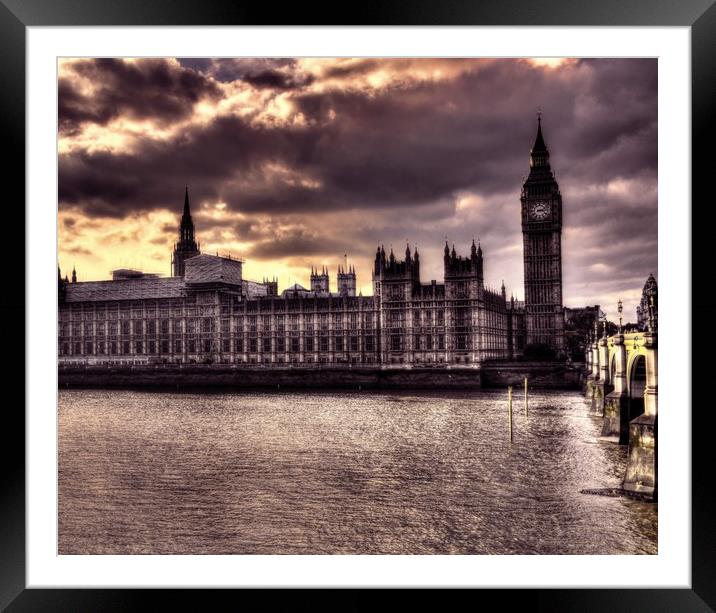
[3,0,713,608]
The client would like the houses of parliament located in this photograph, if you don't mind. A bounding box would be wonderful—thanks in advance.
[58,118,567,367]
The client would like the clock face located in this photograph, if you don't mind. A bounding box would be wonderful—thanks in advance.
[529,200,551,220]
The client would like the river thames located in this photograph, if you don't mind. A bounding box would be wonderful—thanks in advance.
[58,389,657,555]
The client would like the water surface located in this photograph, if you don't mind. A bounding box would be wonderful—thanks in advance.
[58,389,657,554]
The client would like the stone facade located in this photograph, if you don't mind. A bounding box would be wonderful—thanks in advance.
[58,243,524,367]
[368,241,519,367]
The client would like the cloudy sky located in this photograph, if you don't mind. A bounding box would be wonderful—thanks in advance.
[58,57,657,321]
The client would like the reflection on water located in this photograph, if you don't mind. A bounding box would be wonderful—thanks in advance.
[58,389,657,554]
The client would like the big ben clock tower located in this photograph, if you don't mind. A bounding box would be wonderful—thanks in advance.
[521,115,565,357]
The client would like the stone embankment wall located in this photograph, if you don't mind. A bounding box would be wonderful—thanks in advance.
[58,365,483,390]
[480,361,584,389]
[59,361,584,390]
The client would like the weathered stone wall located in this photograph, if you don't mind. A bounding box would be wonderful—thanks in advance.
[59,361,587,390]
[58,365,484,390]
[622,414,657,500]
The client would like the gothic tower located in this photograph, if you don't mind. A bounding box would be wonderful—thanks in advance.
[171,187,201,277]
[373,244,421,364]
[310,266,330,294]
[337,258,357,297]
[443,240,484,366]
[521,115,565,356]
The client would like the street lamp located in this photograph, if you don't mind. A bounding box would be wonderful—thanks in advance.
[617,299,623,334]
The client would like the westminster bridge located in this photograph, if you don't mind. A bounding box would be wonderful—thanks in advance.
[585,325,657,500]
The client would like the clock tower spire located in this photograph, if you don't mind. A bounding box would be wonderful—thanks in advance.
[521,114,565,357]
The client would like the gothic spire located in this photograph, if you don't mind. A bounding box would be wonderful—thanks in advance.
[529,113,551,171]
[179,186,196,244]
[172,186,200,276]
[183,185,191,217]
[532,112,547,153]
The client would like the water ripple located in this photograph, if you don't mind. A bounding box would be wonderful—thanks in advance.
[58,389,657,554]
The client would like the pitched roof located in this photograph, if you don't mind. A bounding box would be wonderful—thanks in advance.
[64,277,186,303]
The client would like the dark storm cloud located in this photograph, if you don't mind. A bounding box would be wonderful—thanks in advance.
[321,59,381,79]
[61,59,657,218]
[243,70,315,90]
[59,58,657,310]
[248,232,348,260]
[59,113,322,216]
[59,58,221,135]
[177,58,305,87]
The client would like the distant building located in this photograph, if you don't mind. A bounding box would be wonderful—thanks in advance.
[636,273,658,331]
[58,238,523,367]
[507,295,526,359]
[564,305,602,361]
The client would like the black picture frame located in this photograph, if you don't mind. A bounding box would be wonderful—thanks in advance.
[2,0,711,608]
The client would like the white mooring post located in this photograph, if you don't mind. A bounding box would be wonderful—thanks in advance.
[508,385,513,443]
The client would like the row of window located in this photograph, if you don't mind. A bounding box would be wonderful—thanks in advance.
[61,304,510,326]
[390,335,447,352]
[59,332,512,356]
[59,314,382,333]
[59,319,383,338]
[59,299,379,320]
[60,336,379,356]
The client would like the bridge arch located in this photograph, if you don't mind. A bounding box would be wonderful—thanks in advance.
[626,349,648,423]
